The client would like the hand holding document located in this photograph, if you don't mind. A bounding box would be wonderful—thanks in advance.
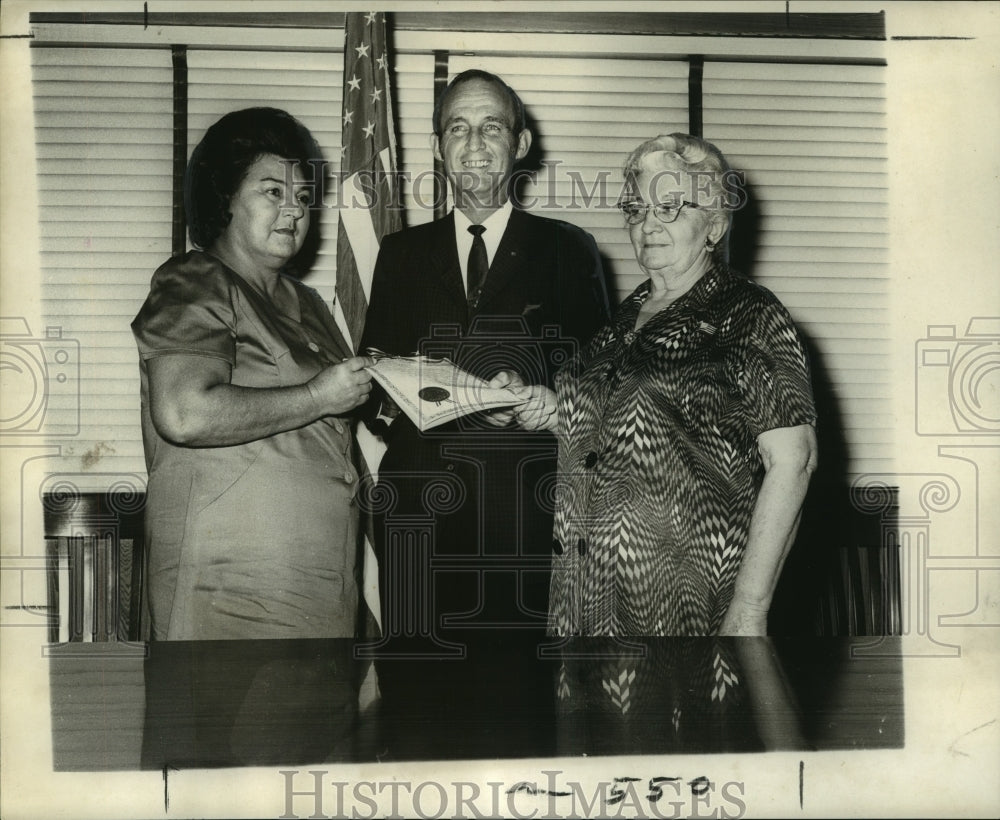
[364,349,528,431]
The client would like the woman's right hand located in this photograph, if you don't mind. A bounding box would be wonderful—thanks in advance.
[512,385,559,432]
[484,369,526,427]
[307,356,374,416]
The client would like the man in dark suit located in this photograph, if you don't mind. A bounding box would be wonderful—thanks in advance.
[361,70,609,647]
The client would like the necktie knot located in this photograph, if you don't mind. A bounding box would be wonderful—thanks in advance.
[468,224,486,238]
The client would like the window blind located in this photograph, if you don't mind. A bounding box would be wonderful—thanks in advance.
[31,40,888,486]
[31,47,174,488]
[703,61,890,476]
[394,52,437,228]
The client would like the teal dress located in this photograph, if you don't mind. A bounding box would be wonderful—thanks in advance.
[132,251,360,640]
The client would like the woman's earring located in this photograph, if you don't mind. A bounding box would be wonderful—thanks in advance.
[704,238,716,252]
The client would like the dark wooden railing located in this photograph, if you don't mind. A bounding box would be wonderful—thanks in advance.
[43,484,900,641]
[43,491,147,643]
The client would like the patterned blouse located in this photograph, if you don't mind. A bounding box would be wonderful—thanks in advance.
[548,264,816,636]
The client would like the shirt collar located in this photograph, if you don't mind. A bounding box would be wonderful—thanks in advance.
[453,201,514,281]
[453,199,514,232]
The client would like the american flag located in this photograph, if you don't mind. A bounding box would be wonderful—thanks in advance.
[335,11,401,633]
[335,10,401,349]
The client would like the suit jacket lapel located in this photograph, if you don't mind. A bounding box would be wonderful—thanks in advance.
[477,208,528,312]
[426,212,465,303]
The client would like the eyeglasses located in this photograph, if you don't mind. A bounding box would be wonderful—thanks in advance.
[619,200,702,225]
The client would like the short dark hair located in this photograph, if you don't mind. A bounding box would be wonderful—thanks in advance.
[184,107,323,250]
[432,69,526,136]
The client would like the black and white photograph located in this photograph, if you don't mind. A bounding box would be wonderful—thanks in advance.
[1,1,997,818]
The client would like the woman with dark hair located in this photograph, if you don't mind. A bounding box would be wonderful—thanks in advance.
[131,107,372,640]
[508,133,817,636]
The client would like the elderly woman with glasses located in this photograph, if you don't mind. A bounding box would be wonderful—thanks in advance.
[504,133,818,636]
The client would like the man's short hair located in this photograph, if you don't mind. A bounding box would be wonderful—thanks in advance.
[432,69,527,136]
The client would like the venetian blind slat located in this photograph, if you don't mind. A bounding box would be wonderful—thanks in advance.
[704,60,889,478]
[32,47,173,486]
[395,52,437,228]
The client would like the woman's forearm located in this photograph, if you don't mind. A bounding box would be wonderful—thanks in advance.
[721,424,817,635]
[153,380,322,446]
[731,460,812,608]
[148,354,370,447]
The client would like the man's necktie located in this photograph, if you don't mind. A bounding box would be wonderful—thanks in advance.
[467,224,488,308]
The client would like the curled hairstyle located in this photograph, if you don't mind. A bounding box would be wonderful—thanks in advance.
[432,69,527,136]
[185,107,323,250]
[623,133,740,264]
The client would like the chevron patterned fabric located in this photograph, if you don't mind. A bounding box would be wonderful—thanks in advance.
[549,263,816,635]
